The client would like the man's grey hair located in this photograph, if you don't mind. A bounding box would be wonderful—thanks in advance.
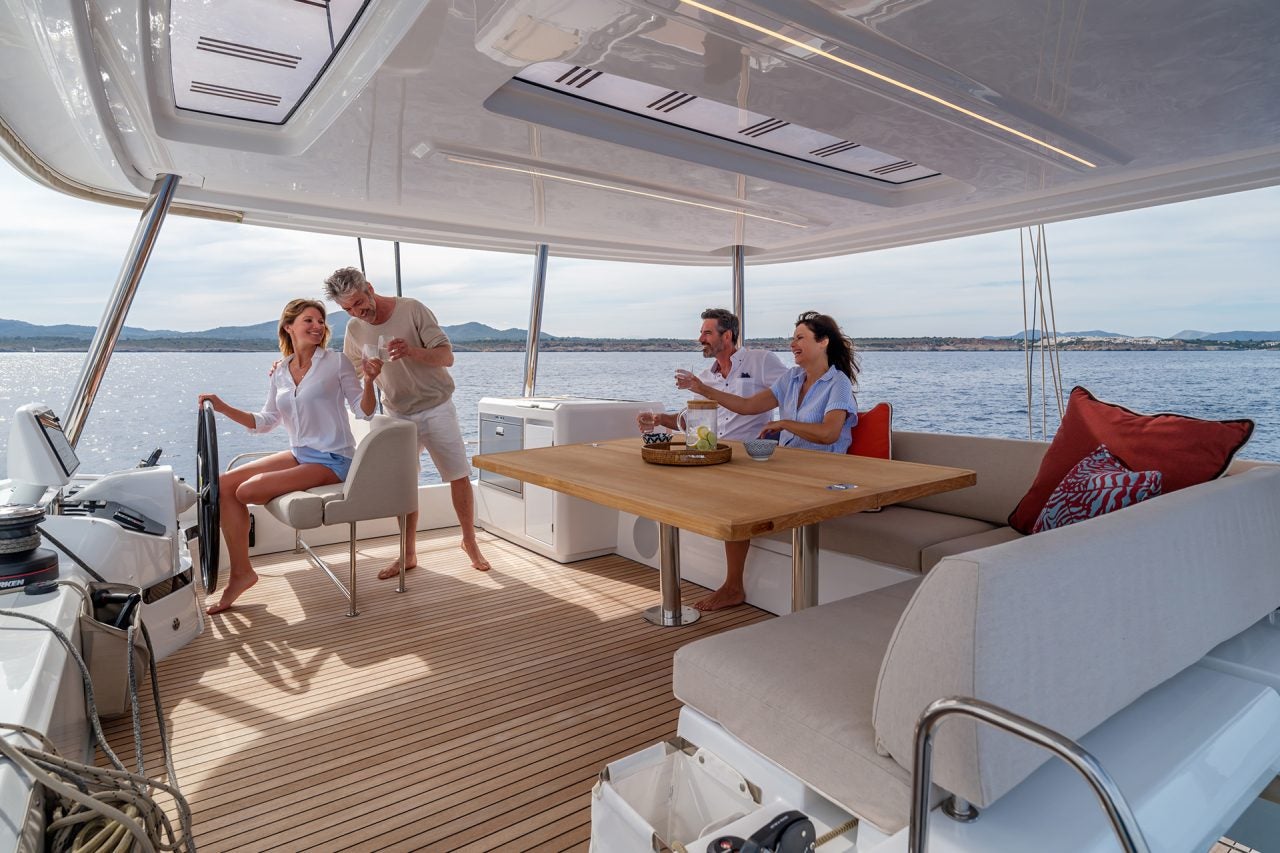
[701,307,739,344]
[323,266,371,303]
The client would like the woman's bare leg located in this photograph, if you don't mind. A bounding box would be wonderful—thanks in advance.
[207,451,300,615]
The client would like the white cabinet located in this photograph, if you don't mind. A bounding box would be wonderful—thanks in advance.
[475,396,660,562]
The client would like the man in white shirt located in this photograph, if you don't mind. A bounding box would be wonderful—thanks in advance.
[646,308,786,610]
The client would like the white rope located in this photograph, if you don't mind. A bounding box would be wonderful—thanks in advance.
[0,599,194,852]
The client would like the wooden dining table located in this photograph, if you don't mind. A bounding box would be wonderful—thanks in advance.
[473,437,976,626]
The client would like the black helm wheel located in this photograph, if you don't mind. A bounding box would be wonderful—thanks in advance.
[196,401,220,593]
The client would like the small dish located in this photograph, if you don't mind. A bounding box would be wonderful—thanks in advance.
[743,438,778,461]
[642,431,674,446]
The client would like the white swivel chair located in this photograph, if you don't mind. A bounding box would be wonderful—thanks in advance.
[263,415,418,616]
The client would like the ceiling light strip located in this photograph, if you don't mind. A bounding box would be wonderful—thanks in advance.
[445,156,806,228]
[679,0,1096,168]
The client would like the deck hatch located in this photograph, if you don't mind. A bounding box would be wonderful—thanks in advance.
[513,61,941,185]
[169,0,372,124]
[195,37,302,69]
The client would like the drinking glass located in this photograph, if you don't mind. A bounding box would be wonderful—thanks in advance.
[637,406,659,434]
[377,335,391,360]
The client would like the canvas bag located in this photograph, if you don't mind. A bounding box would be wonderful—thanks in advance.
[79,581,150,720]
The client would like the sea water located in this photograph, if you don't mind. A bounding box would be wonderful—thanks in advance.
[0,350,1275,485]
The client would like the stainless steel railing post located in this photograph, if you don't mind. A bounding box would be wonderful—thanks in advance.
[909,696,1150,853]
[732,245,745,344]
[522,244,549,397]
[63,173,180,446]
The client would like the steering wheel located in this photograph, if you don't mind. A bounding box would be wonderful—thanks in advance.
[196,400,220,593]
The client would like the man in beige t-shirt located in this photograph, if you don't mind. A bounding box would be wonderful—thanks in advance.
[324,266,490,575]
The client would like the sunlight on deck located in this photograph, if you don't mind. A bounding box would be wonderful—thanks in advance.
[104,528,770,851]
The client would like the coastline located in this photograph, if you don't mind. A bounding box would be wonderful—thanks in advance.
[3,336,1276,353]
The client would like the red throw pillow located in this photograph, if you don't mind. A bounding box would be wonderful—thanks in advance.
[847,402,892,459]
[1032,445,1163,533]
[1009,387,1253,534]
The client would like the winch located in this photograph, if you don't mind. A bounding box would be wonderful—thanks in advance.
[0,504,58,590]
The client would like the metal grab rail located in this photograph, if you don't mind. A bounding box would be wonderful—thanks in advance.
[909,696,1150,853]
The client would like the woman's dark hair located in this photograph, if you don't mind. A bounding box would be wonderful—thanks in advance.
[795,310,859,387]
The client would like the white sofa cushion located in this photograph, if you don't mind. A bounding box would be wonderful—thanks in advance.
[673,580,926,833]
[873,466,1280,808]
[893,431,1047,524]
[764,507,997,572]
[920,526,1023,571]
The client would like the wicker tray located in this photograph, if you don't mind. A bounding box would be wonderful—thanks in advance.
[641,441,732,466]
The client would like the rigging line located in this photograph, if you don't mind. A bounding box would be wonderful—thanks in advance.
[1041,223,1066,416]
[1020,227,1033,438]
[325,2,335,51]
[1036,232,1049,438]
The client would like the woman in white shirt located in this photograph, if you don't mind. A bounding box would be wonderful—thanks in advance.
[198,298,379,614]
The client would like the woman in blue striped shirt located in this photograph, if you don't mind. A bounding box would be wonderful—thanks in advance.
[676,311,859,453]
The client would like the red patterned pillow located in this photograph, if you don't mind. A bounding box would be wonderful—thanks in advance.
[847,402,892,459]
[1009,387,1253,534]
[1033,445,1163,532]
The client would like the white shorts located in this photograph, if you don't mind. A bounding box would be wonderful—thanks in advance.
[388,399,472,483]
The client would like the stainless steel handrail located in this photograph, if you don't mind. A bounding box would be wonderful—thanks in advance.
[63,173,181,446]
[909,696,1150,853]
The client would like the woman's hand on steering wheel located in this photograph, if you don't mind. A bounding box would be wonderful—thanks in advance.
[197,393,223,414]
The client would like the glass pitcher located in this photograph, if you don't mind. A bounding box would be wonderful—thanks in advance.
[681,399,719,449]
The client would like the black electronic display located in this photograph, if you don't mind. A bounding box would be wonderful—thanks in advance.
[35,410,80,477]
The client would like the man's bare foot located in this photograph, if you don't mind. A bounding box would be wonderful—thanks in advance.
[462,539,491,572]
[206,570,259,614]
[693,586,746,612]
[377,558,417,580]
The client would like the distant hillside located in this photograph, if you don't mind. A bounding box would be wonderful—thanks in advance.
[0,316,552,345]
[989,329,1128,340]
[1170,330,1280,342]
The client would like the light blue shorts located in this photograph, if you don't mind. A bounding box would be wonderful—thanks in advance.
[292,446,352,480]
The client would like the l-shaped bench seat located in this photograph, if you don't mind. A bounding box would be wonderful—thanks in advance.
[762,431,1049,573]
[674,435,1280,834]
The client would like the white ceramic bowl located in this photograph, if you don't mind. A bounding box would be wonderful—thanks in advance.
[743,438,778,460]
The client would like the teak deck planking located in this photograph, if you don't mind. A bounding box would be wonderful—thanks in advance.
[102,528,770,852]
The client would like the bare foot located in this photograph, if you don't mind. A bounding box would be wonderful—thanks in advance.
[693,586,746,612]
[462,539,491,572]
[206,569,259,614]
[377,558,417,581]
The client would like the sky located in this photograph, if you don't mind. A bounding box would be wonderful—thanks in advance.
[1,157,1277,340]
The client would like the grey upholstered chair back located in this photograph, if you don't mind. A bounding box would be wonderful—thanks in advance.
[325,415,418,525]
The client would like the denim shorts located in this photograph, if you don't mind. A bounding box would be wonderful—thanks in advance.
[292,446,353,480]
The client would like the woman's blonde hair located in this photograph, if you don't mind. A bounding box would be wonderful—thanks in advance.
[278,298,330,356]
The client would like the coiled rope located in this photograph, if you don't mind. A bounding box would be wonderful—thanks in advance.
[0,583,194,851]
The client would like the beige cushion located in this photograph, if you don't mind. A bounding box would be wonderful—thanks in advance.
[920,526,1023,572]
[767,507,996,571]
[893,431,1048,524]
[262,415,418,530]
[873,466,1280,808]
[674,580,925,833]
[325,415,418,525]
[264,485,342,529]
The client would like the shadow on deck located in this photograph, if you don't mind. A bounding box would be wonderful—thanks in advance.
[103,529,770,852]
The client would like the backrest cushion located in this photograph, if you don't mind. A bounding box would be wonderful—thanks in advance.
[1009,387,1254,533]
[847,402,893,459]
[1031,444,1163,533]
[893,431,1049,524]
[874,466,1280,807]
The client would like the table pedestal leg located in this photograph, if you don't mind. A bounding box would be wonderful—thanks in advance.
[644,523,700,626]
[792,523,819,612]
